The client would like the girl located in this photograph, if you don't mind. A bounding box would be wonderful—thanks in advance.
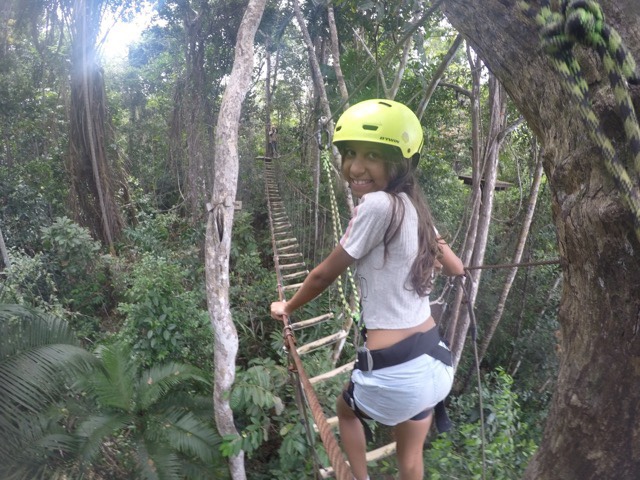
[271,99,464,480]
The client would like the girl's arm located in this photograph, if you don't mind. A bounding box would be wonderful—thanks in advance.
[271,244,355,321]
[437,238,465,277]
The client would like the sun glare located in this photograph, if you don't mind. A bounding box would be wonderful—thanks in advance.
[99,2,156,61]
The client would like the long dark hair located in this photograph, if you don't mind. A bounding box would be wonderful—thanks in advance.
[341,144,439,296]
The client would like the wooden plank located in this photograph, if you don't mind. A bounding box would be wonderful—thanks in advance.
[310,360,355,384]
[297,330,348,355]
[318,442,397,479]
[283,282,304,292]
[282,269,307,280]
[278,253,303,260]
[291,312,334,330]
[280,262,306,270]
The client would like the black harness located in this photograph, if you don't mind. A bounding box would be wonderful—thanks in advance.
[343,327,453,441]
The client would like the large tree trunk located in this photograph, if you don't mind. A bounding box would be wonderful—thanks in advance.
[183,0,212,223]
[442,1,640,478]
[204,0,267,478]
[68,0,123,252]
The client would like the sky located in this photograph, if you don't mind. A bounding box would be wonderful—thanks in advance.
[99,2,157,61]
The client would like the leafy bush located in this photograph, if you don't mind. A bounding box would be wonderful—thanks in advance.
[116,252,212,369]
[0,248,62,312]
[227,357,319,479]
[224,358,288,458]
[425,368,537,479]
[41,217,113,320]
[0,159,66,253]
[123,210,198,255]
[229,211,278,364]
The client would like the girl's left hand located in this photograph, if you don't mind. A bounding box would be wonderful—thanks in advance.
[270,301,289,321]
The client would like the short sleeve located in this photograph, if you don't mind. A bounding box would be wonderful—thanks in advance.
[340,192,393,259]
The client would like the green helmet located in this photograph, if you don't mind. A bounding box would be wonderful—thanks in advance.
[333,99,424,159]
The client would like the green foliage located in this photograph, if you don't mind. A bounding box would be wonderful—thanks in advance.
[72,341,224,479]
[425,369,538,479]
[41,216,113,322]
[0,304,97,480]
[229,211,279,363]
[224,356,322,479]
[224,358,288,457]
[0,248,62,313]
[123,210,201,255]
[0,160,66,252]
[0,305,225,480]
[116,252,212,369]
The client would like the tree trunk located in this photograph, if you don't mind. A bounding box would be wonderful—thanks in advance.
[327,2,349,108]
[449,55,509,368]
[68,0,123,252]
[204,0,267,478]
[0,224,10,270]
[264,38,273,156]
[416,34,464,120]
[292,0,355,214]
[444,46,482,354]
[387,36,412,100]
[442,1,640,477]
[477,143,545,365]
[183,0,211,223]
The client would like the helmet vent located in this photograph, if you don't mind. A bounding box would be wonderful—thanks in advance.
[362,124,379,131]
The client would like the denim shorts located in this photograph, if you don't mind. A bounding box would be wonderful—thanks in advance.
[350,351,454,426]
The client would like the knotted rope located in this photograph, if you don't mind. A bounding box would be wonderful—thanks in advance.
[321,150,362,336]
[519,0,640,242]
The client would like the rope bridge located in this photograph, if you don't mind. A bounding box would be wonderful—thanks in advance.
[263,154,400,479]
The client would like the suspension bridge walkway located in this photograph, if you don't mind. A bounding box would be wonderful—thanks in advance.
[263,154,400,479]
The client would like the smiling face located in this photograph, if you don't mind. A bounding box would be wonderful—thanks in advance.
[340,141,393,198]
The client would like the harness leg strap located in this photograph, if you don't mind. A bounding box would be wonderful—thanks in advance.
[434,400,452,433]
[342,382,374,444]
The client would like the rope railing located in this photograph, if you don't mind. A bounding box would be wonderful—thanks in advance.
[465,258,562,271]
[264,158,353,480]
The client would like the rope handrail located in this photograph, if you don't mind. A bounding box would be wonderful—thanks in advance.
[264,159,353,480]
[465,258,562,271]
[280,315,352,480]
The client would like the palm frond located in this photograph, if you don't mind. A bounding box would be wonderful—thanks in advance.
[0,413,78,480]
[160,410,221,464]
[135,441,182,480]
[76,412,131,464]
[181,460,229,480]
[137,362,210,410]
[83,343,137,411]
[0,304,80,361]
[153,391,213,417]
[0,344,96,416]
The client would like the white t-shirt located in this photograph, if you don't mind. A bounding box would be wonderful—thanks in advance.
[340,191,432,329]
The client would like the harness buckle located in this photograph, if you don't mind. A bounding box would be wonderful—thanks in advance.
[356,346,374,372]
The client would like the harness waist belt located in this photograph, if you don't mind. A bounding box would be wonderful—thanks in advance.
[356,327,452,372]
